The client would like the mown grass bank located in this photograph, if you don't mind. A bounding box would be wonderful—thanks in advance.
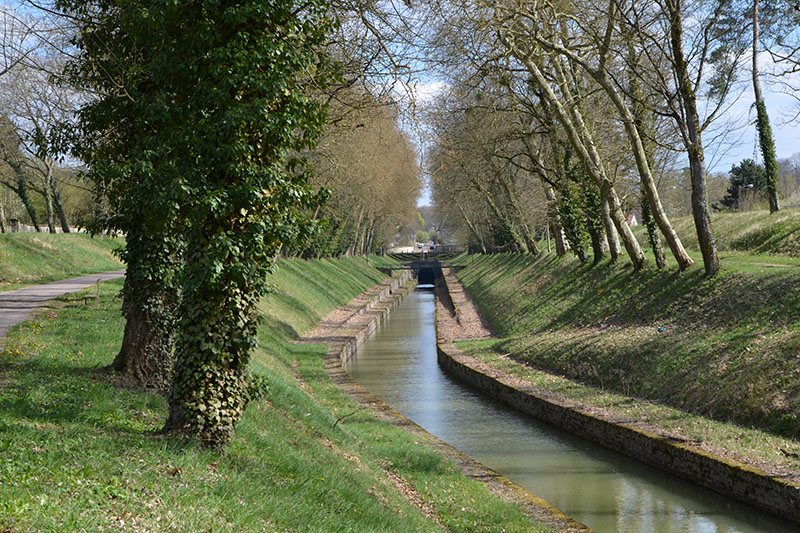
[659,207,800,257]
[450,211,800,475]
[0,256,546,532]
[454,251,800,436]
[0,233,123,290]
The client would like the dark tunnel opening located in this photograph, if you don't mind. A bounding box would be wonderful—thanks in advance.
[417,267,436,285]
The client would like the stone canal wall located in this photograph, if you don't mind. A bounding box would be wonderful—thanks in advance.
[302,269,591,532]
[435,274,800,524]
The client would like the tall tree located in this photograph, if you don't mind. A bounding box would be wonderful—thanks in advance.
[752,0,780,213]
[60,0,334,445]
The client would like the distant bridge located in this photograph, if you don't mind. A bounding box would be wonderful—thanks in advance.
[378,260,464,285]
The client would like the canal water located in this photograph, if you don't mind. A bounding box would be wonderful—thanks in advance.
[343,287,796,533]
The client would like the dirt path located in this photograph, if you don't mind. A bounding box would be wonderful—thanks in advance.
[0,269,126,339]
[435,268,493,343]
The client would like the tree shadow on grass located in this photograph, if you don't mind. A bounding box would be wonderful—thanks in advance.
[0,357,166,438]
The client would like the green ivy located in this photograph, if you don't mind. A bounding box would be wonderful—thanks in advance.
[59,0,335,446]
[754,101,780,212]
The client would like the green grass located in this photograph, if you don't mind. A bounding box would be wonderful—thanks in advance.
[455,250,800,439]
[634,207,800,257]
[0,233,123,291]
[0,255,546,532]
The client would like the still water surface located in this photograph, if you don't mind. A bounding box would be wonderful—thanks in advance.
[344,287,796,533]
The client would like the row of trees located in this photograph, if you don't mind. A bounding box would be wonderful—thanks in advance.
[302,90,420,257]
[423,0,800,275]
[0,5,89,233]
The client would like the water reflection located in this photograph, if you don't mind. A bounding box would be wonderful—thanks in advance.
[344,288,795,533]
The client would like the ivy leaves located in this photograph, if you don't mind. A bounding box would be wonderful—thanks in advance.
[59,0,335,446]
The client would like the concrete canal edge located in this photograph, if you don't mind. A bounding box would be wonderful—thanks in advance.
[435,276,800,525]
[310,272,592,532]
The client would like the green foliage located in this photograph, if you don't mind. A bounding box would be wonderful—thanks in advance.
[755,101,780,211]
[716,158,765,210]
[58,0,337,445]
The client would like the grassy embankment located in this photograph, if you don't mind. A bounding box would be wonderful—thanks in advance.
[0,255,546,532]
[0,233,123,291]
[453,208,800,471]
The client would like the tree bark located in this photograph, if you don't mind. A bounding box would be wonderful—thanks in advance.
[112,230,177,390]
[15,175,40,232]
[601,194,621,262]
[53,188,70,233]
[642,193,668,268]
[542,178,568,255]
[667,0,719,275]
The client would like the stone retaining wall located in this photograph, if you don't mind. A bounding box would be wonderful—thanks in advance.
[313,270,591,532]
[435,277,800,524]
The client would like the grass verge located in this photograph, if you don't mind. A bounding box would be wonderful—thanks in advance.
[0,255,547,532]
[451,249,800,457]
[0,233,123,291]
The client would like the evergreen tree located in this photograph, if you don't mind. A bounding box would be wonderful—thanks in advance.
[716,159,765,211]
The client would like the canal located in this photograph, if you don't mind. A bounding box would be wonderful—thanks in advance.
[343,286,796,532]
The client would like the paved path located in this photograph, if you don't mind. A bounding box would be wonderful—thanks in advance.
[0,270,126,339]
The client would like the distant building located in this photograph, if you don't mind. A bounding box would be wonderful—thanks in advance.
[626,207,642,227]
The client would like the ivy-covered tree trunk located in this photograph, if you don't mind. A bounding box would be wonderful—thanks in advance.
[557,181,588,262]
[159,1,331,446]
[165,233,259,444]
[112,231,179,390]
[752,0,780,213]
[541,179,568,256]
[582,184,605,265]
[642,193,668,268]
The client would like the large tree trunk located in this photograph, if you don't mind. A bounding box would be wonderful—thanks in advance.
[600,194,621,262]
[54,191,70,233]
[752,0,780,213]
[43,187,56,234]
[667,1,719,275]
[557,181,588,262]
[113,282,174,389]
[16,176,40,232]
[112,230,177,390]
